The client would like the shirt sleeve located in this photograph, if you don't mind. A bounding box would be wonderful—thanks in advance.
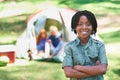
[98,43,108,64]
[62,43,73,68]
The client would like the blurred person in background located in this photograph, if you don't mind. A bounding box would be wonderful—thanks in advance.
[36,29,48,57]
[48,26,63,58]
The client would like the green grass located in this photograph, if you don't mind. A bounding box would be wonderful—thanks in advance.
[0,14,29,44]
[0,53,120,80]
[56,0,120,16]
[105,53,120,80]
[99,30,120,43]
[1,0,120,16]
[0,61,68,80]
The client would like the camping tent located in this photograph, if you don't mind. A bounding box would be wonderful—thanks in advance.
[16,6,77,59]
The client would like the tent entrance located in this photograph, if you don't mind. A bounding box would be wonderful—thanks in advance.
[34,16,63,35]
[44,18,62,31]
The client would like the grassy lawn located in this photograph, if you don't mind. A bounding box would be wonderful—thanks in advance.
[0,61,68,80]
[0,14,29,44]
[99,30,120,43]
[0,52,119,80]
[0,0,120,80]
[105,52,120,80]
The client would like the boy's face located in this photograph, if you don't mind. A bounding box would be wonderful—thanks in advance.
[75,15,92,39]
[51,30,57,37]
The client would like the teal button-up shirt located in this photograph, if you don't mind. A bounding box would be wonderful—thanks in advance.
[62,36,108,80]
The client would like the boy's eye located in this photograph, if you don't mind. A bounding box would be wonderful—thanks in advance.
[77,24,82,26]
[86,23,91,26]
[77,23,91,26]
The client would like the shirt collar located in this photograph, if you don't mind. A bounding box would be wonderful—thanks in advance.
[75,36,92,47]
[76,37,81,46]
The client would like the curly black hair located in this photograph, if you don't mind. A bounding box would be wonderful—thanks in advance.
[71,10,97,34]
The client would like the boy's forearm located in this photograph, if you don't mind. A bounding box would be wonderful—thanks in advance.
[63,67,93,78]
[73,64,108,76]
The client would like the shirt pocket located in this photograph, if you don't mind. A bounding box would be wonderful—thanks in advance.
[87,49,98,63]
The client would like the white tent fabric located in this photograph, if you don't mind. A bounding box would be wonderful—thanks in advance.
[16,7,77,59]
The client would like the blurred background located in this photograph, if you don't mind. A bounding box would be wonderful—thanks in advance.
[0,0,120,80]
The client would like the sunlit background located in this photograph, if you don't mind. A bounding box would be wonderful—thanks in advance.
[0,0,120,80]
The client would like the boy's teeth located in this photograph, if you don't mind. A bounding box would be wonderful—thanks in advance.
[82,31,87,34]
